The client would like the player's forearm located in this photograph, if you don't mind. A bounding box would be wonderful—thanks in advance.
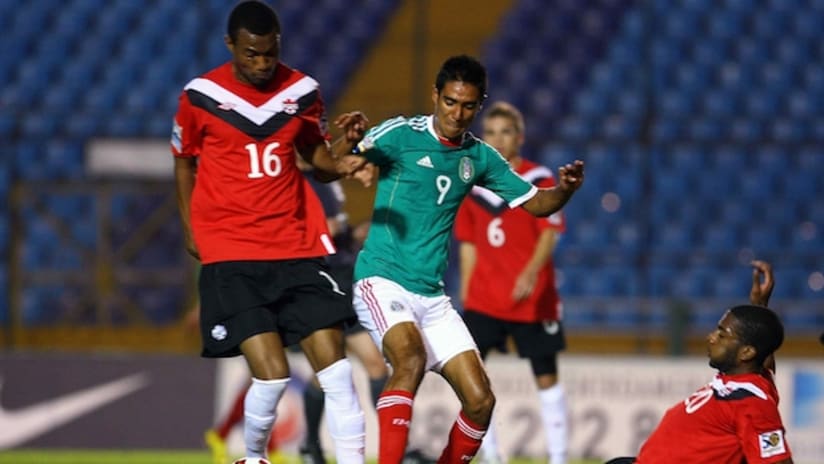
[174,158,198,254]
[521,187,574,217]
[522,230,557,275]
[301,141,341,181]
[331,135,358,161]
[308,138,365,182]
[458,243,477,303]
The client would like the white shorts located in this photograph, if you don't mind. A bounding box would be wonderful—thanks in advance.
[353,276,478,372]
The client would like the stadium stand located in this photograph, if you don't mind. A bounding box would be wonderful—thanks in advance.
[1,0,821,344]
[479,0,823,335]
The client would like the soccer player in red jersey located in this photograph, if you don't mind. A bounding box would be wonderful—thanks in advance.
[454,102,569,464]
[172,2,371,463]
[606,260,793,464]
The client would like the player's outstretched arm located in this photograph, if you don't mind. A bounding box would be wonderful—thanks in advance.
[174,156,200,259]
[521,160,585,217]
[749,260,774,307]
[299,112,373,186]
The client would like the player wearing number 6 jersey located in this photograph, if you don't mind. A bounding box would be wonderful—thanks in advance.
[171,2,371,463]
[350,55,585,464]
[454,101,569,464]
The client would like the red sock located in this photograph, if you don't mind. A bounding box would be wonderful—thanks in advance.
[437,411,487,464]
[267,430,278,453]
[376,390,414,464]
[217,385,249,438]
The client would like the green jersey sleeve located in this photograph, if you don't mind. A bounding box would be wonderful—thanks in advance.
[478,144,538,207]
[355,116,407,167]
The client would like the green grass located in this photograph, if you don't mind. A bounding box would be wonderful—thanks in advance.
[0,450,603,464]
[0,450,213,464]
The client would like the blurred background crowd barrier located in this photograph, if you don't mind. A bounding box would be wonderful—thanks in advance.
[0,0,821,355]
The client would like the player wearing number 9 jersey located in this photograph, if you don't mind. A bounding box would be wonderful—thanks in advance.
[350,55,585,464]
[171,3,369,464]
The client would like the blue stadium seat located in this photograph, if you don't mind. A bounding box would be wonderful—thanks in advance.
[563,304,599,328]
[672,268,715,298]
[700,224,738,252]
[648,266,676,297]
[746,226,783,251]
[654,222,695,250]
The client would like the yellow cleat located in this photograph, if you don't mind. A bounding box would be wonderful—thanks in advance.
[268,451,287,464]
[205,428,229,464]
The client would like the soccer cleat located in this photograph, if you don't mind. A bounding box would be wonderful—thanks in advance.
[475,448,505,464]
[204,428,228,464]
[268,451,287,464]
[232,458,271,464]
[299,442,326,464]
[402,449,437,464]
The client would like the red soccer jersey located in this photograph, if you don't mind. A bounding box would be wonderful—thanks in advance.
[637,371,792,464]
[171,62,335,264]
[454,159,565,322]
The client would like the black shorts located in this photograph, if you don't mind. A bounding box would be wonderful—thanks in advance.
[324,264,367,336]
[198,258,356,358]
[463,310,566,360]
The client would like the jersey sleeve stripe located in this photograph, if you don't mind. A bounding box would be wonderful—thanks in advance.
[508,184,539,208]
[366,116,407,140]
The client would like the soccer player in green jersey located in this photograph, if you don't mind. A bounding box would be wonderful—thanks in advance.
[350,55,585,464]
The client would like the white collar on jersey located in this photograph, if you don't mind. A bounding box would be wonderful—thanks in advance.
[710,374,768,400]
[426,115,472,146]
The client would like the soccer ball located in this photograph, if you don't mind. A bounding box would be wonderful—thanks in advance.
[233,458,271,464]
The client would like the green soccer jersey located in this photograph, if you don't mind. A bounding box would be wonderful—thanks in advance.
[354,115,537,295]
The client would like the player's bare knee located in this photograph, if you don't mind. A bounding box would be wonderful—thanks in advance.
[463,388,496,423]
[389,347,427,380]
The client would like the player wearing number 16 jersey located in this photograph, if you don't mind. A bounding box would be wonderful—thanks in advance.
[350,55,585,464]
[171,2,368,464]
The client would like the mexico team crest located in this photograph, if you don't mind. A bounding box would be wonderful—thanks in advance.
[459,157,474,183]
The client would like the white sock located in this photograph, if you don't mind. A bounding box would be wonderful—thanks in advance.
[243,377,288,458]
[316,359,365,464]
[479,412,501,462]
[539,384,568,464]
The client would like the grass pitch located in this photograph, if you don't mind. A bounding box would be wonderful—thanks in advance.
[0,449,603,464]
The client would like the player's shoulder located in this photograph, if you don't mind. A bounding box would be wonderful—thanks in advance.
[273,62,320,90]
[712,372,778,404]
[365,115,424,140]
[182,63,229,91]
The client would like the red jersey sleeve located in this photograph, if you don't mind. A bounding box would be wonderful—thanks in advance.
[171,91,202,158]
[454,199,475,242]
[736,399,791,463]
[295,96,331,150]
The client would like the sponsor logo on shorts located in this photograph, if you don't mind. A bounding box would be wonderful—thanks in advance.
[390,301,405,312]
[543,321,559,335]
[211,324,228,341]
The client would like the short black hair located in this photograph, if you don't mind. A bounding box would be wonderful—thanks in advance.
[227,1,281,42]
[435,55,488,102]
[729,305,785,366]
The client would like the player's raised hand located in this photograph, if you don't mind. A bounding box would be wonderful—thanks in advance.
[749,260,774,306]
[334,111,369,144]
[558,160,585,193]
[350,161,376,188]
